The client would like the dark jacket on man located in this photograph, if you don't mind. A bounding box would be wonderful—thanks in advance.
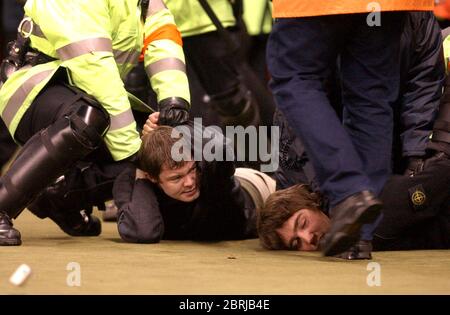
[114,125,256,243]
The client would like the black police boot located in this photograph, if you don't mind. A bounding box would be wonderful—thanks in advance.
[322,191,382,257]
[0,211,22,246]
[334,240,373,260]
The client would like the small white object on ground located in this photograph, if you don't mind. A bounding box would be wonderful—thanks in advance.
[9,264,31,286]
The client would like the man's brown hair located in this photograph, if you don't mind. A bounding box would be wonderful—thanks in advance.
[257,184,323,250]
[137,126,190,179]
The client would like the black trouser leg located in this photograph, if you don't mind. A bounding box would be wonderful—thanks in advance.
[0,120,17,170]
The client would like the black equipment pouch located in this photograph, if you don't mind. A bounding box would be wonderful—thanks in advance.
[0,16,56,84]
[0,17,33,83]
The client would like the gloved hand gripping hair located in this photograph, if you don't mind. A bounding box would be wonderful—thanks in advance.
[158,97,190,127]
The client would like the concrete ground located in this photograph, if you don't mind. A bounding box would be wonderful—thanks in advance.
[1,210,449,294]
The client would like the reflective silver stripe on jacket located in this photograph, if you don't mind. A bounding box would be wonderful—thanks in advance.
[145,57,186,77]
[57,38,113,61]
[113,49,140,66]
[2,69,53,127]
[109,109,135,131]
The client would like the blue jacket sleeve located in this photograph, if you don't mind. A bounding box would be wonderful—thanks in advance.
[400,12,445,157]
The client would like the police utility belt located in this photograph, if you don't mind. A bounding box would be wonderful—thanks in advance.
[0,17,56,84]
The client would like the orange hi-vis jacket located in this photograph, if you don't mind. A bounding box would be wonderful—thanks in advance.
[273,0,434,18]
[435,1,450,20]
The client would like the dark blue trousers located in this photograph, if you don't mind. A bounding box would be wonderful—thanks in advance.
[267,13,404,239]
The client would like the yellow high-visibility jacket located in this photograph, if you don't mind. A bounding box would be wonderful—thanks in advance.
[164,0,235,38]
[273,0,434,18]
[0,0,190,161]
[443,32,450,73]
[243,0,272,36]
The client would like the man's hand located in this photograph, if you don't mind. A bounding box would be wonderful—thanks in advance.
[142,112,159,136]
[158,97,190,127]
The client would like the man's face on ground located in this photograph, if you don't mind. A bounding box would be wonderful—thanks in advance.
[157,161,200,202]
[276,209,331,251]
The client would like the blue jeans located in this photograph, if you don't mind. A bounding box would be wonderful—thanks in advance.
[267,13,404,239]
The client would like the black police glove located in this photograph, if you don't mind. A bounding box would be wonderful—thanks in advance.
[158,97,190,127]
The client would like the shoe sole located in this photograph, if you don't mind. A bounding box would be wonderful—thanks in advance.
[323,203,382,257]
[0,238,22,246]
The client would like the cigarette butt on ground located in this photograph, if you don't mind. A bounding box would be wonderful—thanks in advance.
[9,264,31,286]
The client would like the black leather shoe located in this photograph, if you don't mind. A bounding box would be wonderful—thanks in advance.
[334,240,373,260]
[322,191,382,257]
[0,211,22,246]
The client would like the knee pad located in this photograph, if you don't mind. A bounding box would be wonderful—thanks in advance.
[62,102,110,153]
[43,103,109,161]
[69,103,110,146]
[59,85,110,147]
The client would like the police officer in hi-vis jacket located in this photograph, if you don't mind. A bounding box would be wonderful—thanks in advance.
[0,0,191,246]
